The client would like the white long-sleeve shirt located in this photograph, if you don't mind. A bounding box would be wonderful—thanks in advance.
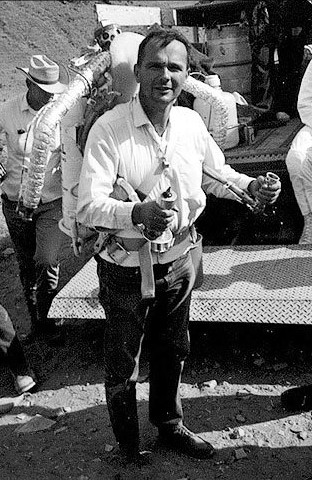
[77,96,254,259]
[0,93,62,203]
[287,59,312,216]
[298,59,312,128]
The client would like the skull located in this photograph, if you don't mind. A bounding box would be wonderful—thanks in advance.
[94,24,122,51]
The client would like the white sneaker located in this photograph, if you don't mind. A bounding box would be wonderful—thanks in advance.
[13,373,36,395]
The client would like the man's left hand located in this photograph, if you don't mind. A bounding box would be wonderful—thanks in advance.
[248,175,281,205]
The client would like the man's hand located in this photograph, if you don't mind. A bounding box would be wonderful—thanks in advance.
[132,201,175,233]
[248,174,281,205]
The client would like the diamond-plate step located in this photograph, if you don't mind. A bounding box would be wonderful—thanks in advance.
[49,245,312,325]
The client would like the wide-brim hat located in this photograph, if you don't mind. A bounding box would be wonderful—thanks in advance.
[17,54,69,94]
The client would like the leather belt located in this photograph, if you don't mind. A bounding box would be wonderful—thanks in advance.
[105,229,192,300]
[113,228,190,252]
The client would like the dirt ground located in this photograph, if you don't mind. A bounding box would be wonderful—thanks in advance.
[1,2,312,479]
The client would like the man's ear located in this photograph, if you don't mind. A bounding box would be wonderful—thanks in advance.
[134,64,140,83]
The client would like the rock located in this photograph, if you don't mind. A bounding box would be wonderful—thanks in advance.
[237,387,259,398]
[298,431,308,440]
[16,413,28,420]
[200,379,217,389]
[104,444,114,452]
[15,415,56,433]
[230,427,245,439]
[236,414,246,423]
[0,395,23,415]
[234,448,248,460]
[0,400,14,415]
[48,407,66,419]
[236,389,252,398]
[276,111,290,123]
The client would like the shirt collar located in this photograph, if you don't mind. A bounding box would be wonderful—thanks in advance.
[131,94,172,135]
[132,95,151,128]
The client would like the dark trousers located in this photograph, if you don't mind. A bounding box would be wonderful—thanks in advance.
[250,33,305,116]
[249,0,309,116]
[0,304,30,376]
[2,196,64,326]
[97,251,195,449]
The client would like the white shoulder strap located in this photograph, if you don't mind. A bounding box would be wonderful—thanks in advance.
[136,122,179,200]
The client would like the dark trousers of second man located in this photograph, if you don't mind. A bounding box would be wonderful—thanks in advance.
[2,195,64,330]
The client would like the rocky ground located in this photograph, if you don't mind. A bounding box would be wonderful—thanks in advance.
[1,2,312,479]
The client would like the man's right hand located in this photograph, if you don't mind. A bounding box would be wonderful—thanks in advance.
[132,201,175,233]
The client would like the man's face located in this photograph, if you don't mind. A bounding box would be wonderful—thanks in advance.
[134,39,189,107]
[28,82,54,108]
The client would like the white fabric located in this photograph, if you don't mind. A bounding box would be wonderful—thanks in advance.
[298,59,312,128]
[0,93,62,202]
[60,99,86,235]
[286,125,312,216]
[286,60,312,216]
[109,32,143,105]
[301,139,312,214]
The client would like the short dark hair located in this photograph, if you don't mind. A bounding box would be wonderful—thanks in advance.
[137,28,191,69]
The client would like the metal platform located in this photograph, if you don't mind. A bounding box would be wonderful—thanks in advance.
[49,245,312,325]
[225,117,303,166]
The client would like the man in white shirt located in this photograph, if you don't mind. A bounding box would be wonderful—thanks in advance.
[77,29,281,464]
[0,55,68,343]
[286,56,312,243]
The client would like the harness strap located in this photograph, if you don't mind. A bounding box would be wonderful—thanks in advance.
[107,229,191,300]
[138,242,155,299]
